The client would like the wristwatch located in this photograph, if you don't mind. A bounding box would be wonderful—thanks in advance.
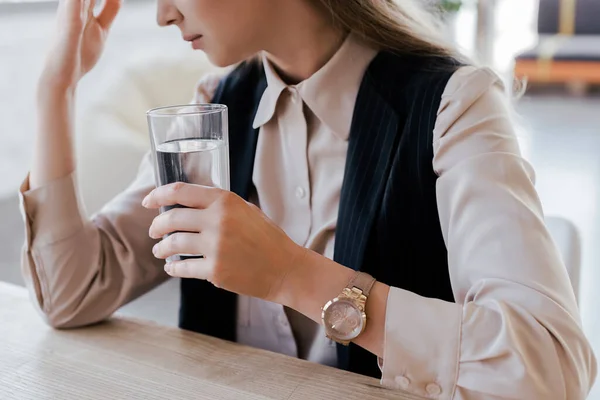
[321,272,376,345]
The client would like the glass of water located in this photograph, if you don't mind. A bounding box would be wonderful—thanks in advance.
[147,104,229,203]
[147,104,229,259]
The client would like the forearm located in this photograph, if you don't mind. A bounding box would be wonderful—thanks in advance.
[279,249,390,358]
[30,83,77,190]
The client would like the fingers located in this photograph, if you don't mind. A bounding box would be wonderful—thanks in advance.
[152,232,206,260]
[164,258,212,280]
[56,0,86,31]
[149,208,210,239]
[143,183,224,210]
[97,0,122,29]
[55,0,95,46]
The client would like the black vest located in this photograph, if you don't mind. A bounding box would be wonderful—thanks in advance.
[179,51,460,379]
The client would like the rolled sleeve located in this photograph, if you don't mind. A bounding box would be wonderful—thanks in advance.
[20,173,86,248]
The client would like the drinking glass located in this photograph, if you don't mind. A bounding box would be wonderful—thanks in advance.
[147,104,229,259]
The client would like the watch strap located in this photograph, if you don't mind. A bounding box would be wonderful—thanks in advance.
[347,272,376,296]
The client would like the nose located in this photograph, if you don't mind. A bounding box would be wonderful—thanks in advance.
[156,0,182,27]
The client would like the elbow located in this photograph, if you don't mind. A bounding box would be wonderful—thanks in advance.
[43,312,85,330]
[35,287,112,330]
[555,328,598,400]
[45,317,72,330]
[42,306,106,330]
[462,300,597,399]
[519,319,597,399]
[21,248,107,329]
[25,280,108,329]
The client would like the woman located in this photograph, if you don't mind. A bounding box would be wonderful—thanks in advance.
[22,0,595,398]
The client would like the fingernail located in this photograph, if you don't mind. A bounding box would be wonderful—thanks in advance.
[164,263,172,274]
[152,244,158,256]
[142,196,149,207]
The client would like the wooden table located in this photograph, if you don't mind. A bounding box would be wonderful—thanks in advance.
[0,282,420,400]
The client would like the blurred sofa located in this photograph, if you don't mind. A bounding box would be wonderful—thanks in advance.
[514,0,600,87]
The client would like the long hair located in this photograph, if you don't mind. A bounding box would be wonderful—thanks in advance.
[314,0,529,95]
[315,0,464,61]
[313,0,528,119]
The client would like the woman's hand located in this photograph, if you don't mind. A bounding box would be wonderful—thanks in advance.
[142,183,308,303]
[41,0,121,91]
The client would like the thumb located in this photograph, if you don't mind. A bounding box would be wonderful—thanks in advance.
[96,0,122,30]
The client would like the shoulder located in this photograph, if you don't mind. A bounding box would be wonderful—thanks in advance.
[366,52,463,110]
[432,66,521,174]
[435,66,511,140]
[441,66,505,105]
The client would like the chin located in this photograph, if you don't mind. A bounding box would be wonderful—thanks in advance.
[204,47,255,68]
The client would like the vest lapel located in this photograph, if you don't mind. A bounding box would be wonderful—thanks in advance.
[333,59,400,273]
[228,69,268,200]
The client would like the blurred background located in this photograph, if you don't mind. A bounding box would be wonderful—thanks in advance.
[0,0,599,396]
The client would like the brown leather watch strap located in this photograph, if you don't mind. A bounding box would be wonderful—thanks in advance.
[347,272,376,296]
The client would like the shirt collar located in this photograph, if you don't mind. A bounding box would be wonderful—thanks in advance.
[252,34,378,140]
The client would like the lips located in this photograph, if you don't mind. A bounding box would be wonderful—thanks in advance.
[183,34,203,42]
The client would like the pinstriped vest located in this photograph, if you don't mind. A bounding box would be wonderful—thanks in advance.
[179,52,461,379]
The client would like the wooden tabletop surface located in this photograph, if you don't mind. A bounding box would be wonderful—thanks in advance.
[0,282,420,400]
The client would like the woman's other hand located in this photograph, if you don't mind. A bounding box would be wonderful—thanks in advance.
[30,0,121,189]
[41,0,122,91]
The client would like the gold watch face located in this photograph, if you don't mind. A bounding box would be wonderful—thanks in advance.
[323,298,365,341]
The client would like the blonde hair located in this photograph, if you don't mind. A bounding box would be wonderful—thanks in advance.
[315,0,464,62]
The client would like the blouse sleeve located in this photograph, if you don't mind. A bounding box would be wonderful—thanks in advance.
[379,66,597,399]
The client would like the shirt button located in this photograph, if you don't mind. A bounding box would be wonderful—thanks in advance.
[394,375,410,389]
[425,383,442,397]
[295,186,307,199]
